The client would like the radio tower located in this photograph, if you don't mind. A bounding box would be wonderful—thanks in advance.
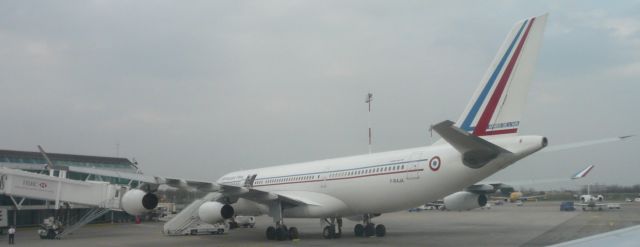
[365,92,373,154]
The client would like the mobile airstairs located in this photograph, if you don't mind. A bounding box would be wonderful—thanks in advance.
[162,192,222,236]
[0,167,130,239]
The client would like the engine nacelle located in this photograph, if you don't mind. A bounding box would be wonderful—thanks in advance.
[121,189,159,215]
[443,191,487,211]
[198,201,235,224]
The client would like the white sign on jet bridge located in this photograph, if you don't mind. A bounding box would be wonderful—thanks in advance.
[12,176,56,199]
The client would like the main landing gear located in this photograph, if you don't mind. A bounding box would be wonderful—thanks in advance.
[354,214,386,237]
[265,201,299,241]
[265,222,299,241]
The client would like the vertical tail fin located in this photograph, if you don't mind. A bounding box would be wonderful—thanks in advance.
[455,14,548,137]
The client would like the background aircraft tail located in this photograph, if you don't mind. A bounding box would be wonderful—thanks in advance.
[455,14,548,137]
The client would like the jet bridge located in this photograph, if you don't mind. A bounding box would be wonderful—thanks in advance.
[0,167,125,209]
[0,167,130,238]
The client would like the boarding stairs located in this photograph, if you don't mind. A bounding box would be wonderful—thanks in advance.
[55,206,112,239]
[163,192,220,235]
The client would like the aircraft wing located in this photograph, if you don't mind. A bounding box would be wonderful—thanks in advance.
[520,194,546,200]
[479,165,594,189]
[217,184,318,206]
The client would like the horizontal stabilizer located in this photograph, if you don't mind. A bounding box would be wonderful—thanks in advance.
[432,120,511,169]
[542,135,634,153]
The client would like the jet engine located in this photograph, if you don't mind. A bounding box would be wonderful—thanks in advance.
[198,201,235,224]
[443,191,487,211]
[121,189,159,215]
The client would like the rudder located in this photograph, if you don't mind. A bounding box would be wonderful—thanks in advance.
[455,14,548,137]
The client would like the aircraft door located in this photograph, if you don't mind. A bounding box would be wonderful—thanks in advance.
[406,152,423,180]
[244,174,257,188]
[320,168,329,189]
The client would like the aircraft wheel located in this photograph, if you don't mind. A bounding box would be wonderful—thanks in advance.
[288,227,299,240]
[354,224,364,237]
[266,226,276,240]
[276,226,288,241]
[322,226,335,239]
[375,224,386,237]
[364,223,375,237]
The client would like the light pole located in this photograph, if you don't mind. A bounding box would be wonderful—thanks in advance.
[365,93,373,154]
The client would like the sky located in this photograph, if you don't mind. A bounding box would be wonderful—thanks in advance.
[0,1,638,190]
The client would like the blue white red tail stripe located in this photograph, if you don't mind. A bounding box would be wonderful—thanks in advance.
[452,15,545,137]
[474,17,536,136]
[572,165,594,179]
[460,20,529,133]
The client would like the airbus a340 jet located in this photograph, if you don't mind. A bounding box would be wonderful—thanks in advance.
[121,14,551,241]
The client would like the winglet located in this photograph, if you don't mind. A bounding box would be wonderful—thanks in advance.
[571,165,594,179]
[432,120,511,169]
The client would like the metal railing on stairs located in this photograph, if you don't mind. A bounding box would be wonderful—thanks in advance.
[55,207,112,239]
[163,192,220,235]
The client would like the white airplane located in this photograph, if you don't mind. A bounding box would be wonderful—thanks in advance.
[121,14,550,240]
[576,174,607,211]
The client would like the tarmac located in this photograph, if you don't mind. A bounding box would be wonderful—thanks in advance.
[3,201,640,247]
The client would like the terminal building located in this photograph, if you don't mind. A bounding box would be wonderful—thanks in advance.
[0,149,141,227]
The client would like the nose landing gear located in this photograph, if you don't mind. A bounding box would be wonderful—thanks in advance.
[321,217,342,239]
